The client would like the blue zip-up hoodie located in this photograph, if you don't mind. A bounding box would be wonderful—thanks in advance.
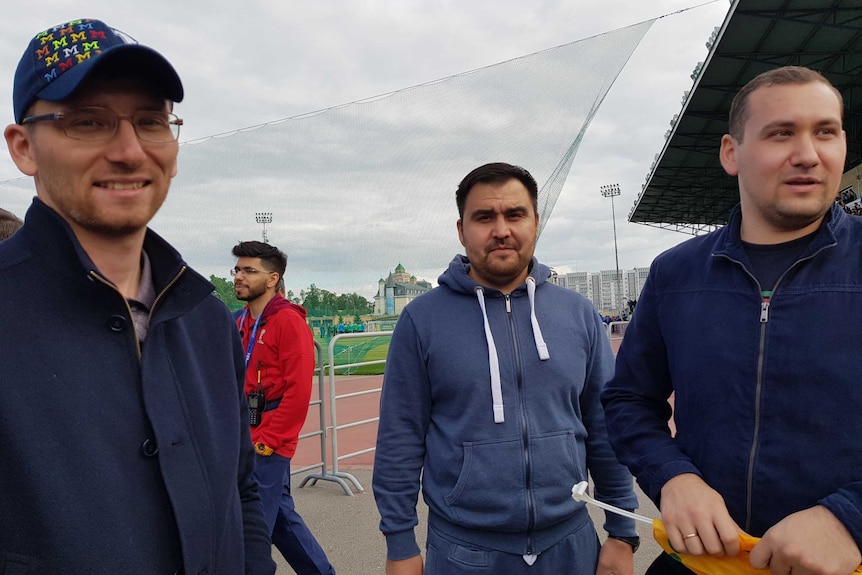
[602,203,862,548]
[373,255,637,560]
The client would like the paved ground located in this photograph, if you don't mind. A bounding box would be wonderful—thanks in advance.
[273,371,666,574]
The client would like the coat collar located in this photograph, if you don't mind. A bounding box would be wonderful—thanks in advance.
[10,197,211,301]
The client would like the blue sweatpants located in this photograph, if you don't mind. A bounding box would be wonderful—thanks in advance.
[254,453,335,575]
[424,521,600,575]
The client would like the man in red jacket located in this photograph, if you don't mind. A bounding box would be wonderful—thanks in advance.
[232,240,335,575]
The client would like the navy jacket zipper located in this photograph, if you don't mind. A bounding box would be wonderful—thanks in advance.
[715,242,833,531]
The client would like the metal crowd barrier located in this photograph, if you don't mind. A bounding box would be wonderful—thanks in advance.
[296,323,628,496]
[607,320,629,345]
[298,332,393,496]
[289,340,329,478]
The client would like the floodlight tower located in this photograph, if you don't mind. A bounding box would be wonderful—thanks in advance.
[255,212,273,243]
[600,184,623,313]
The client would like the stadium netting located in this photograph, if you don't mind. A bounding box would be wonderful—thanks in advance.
[0,20,653,296]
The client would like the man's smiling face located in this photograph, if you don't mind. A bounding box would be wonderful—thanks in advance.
[13,75,178,239]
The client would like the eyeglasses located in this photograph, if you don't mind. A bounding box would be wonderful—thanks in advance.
[20,107,183,143]
[230,266,275,277]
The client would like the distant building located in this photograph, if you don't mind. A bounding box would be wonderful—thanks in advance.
[624,267,650,302]
[549,265,650,312]
[373,263,433,316]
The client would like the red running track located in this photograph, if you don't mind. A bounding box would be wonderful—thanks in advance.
[290,337,664,470]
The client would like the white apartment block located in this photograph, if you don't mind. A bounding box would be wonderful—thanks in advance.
[550,266,650,312]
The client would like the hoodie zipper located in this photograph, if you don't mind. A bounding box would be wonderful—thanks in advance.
[505,293,536,554]
[715,241,832,531]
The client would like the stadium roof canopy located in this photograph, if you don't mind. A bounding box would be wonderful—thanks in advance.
[628,0,862,233]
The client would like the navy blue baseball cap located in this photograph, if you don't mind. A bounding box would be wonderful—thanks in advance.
[13,18,183,123]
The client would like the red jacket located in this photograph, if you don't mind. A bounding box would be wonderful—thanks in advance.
[237,295,315,458]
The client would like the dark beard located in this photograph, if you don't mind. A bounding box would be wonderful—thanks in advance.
[235,283,268,302]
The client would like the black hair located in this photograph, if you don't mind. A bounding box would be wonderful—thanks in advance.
[456,162,538,218]
[231,241,287,279]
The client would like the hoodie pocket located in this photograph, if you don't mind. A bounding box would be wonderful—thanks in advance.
[443,430,583,530]
[530,429,584,526]
[444,437,526,529]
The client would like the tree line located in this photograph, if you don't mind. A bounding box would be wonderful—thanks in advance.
[210,276,373,320]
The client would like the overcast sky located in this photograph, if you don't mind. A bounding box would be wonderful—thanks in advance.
[0,0,733,298]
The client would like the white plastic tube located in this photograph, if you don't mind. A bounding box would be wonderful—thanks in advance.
[571,481,653,525]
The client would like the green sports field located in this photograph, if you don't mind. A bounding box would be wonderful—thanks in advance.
[315,335,390,375]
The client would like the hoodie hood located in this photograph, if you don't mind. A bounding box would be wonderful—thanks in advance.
[260,293,308,322]
[438,254,551,423]
[239,293,308,326]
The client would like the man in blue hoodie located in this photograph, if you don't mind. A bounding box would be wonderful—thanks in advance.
[373,162,639,575]
[602,66,862,575]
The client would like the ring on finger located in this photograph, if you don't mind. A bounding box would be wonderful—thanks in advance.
[684,533,698,539]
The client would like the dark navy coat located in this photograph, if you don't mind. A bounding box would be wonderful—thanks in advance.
[0,198,275,575]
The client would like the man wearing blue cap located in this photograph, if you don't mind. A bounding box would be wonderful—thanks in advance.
[1,19,275,574]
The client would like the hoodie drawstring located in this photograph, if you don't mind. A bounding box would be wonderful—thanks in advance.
[474,280,550,424]
[475,287,505,424]
[526,277,550,360]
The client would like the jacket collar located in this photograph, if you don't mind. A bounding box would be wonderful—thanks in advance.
[13,197,211,301]
[712,202,842,262]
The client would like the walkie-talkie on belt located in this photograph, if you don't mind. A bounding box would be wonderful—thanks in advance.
[248,367,266,427]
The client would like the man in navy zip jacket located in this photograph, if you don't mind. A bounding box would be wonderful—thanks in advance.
[373,162,638,575]
[0,19,274,574]
[602,66,862,575]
